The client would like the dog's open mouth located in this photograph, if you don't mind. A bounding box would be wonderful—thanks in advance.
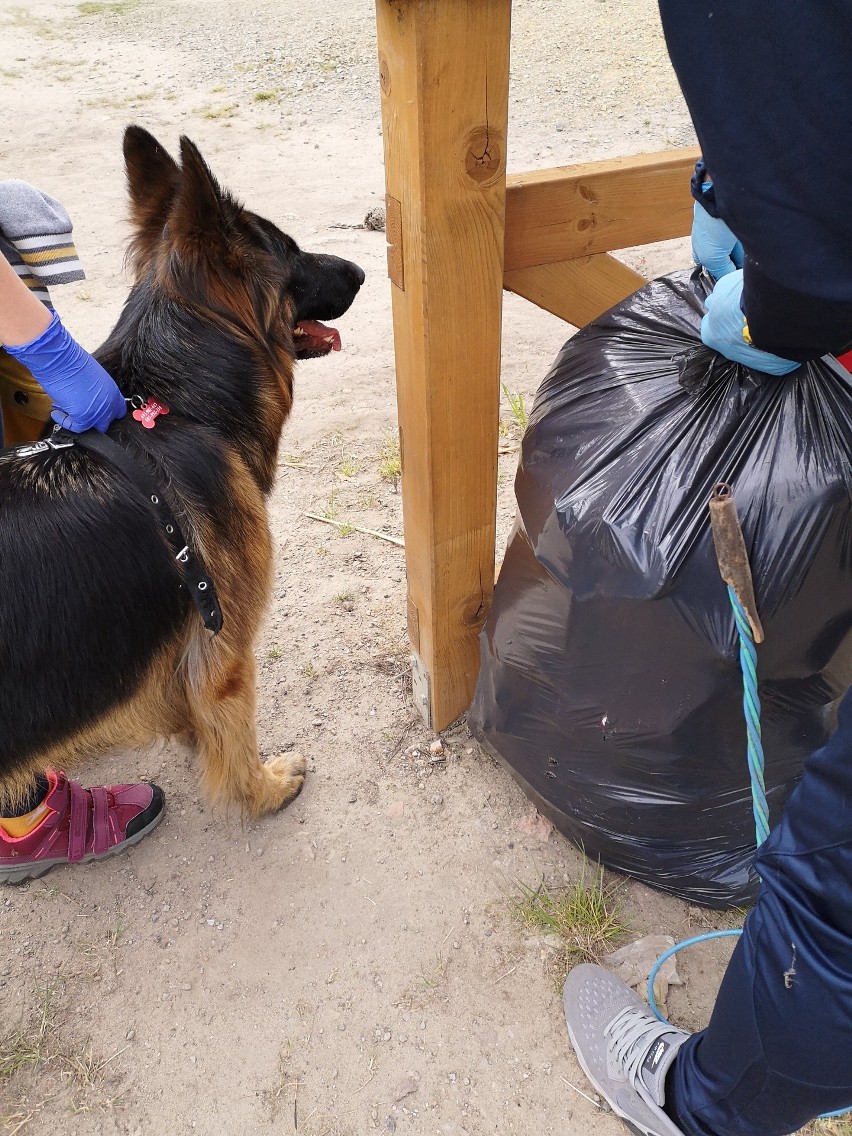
[294,320,341,358]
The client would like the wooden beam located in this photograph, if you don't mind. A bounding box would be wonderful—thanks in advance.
[504,147,699,272]
[376,0,511,730]
[504,253,646,327]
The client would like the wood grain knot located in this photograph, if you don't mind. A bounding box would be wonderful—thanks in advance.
[460,590,491,630]
[463,126,505,188]
[379,55,391,96]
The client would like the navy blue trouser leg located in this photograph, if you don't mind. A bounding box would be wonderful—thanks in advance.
[666,685,852,1136]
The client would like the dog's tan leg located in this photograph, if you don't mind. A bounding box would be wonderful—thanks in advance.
[188,653,305,818]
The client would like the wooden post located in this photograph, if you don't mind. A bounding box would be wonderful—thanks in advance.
[376,0,511,729]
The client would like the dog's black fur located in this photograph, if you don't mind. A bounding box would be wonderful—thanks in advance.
[0,127,363,814]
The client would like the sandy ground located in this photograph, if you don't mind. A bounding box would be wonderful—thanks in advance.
[0,3,764,1135]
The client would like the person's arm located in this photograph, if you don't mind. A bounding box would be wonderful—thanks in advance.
[0,253,51,345]
[0,254,125,433]
[659,0,852,364]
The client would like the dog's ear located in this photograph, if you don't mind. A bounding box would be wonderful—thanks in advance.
[167,136,243,253]
[164,138,271,329]
[123,126,181,273]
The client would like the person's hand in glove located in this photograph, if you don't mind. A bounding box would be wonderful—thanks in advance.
[690,163,743,280]
[701,270,800,375]
[692,199,743,280]
[3,309,126,433]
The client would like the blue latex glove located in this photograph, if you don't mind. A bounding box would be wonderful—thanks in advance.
[4,310,125,432]
[692,200,743,280]
[701,271,800,375]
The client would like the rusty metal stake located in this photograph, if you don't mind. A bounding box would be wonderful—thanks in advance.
[708,482,764,644]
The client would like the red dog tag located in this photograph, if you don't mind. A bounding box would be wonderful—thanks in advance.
[132,398,170,429]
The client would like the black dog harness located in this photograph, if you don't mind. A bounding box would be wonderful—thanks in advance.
[0,428,223,634]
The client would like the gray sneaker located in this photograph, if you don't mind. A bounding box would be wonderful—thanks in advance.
[563,963,691,1136]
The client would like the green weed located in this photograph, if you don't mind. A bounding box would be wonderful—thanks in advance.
[78,0,140,15]
[197,103,238,120]
[321,490,339,521]
[378,434,401,483]
[501,382,528,432]
[336,455,360,479]
[0,985,55,1079]
[512,862,628,964]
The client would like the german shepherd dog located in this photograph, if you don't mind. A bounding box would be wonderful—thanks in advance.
[0,126,364,817]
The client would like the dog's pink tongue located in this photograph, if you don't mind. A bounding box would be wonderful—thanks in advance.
[295,320,341,352]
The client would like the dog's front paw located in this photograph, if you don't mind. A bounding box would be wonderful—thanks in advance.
[258,751,307,813]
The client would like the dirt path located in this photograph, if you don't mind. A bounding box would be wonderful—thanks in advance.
[0,4,750,1135]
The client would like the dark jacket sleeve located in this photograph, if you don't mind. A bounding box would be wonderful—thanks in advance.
[658,0,852,360]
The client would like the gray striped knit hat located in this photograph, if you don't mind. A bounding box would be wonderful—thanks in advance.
[0,179,86,306]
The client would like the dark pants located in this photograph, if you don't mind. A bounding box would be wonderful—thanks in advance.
[667,686,852,1136]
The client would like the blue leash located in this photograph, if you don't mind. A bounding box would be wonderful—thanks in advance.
[645,555,850,1119]
[728,583,769,848]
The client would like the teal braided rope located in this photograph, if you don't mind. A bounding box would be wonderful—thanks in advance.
[727,584,770,848]
[647,581,771,1025]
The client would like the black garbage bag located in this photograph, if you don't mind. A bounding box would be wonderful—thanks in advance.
[469,268,852,907]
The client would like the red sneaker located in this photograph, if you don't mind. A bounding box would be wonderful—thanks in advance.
[0,770,165,884]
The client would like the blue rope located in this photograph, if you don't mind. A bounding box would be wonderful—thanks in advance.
[727,585,770,847]
[645,583,850,1119]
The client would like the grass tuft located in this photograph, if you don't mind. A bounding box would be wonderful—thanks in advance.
[1,980,130,1126]
[512,861,628,965]
[320,490,339,521]
[0,997,52,1081]
[378,434,401,484]
[6,8,60,37]
[501,382,528,432]
[78,0,139,14]
[196,103,238,120]
[336,456,360,479]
